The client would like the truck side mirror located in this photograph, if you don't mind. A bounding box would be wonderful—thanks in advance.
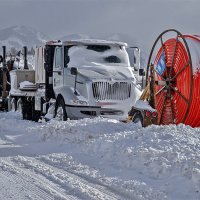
[128,47,140,71]
[139,68,145,76]
[133,55,136,64]
[71,67,77,75]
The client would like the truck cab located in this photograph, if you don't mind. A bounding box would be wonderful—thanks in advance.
[39,39,141,121]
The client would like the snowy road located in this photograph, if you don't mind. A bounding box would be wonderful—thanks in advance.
[0,112,200,199]
[0,157,128,200]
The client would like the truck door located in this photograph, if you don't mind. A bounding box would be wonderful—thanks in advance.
[53,47,63,89]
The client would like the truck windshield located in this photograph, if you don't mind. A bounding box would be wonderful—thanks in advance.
[67,45,130,67]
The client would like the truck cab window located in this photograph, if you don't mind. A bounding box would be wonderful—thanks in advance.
[86,45,110,52]
[64,47,70,67]
[55,48,62,68]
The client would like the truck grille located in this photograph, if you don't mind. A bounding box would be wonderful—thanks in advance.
[92,81,131,100]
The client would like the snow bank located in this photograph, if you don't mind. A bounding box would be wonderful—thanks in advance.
[38,118,200,200]
[0,112,200,199]
[41,119,200,200]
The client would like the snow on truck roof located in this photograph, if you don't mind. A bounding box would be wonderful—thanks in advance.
[64,39,128,47]
[46,39,127,47]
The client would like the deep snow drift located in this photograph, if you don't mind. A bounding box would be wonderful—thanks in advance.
[0,111,199,200]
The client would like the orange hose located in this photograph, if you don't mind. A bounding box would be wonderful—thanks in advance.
[154,36,200,127]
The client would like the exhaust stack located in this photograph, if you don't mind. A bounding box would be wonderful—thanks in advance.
[1,46,8,99]
[2,46,6,69]
[23,46,28,69]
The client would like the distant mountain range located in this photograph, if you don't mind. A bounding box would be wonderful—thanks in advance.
[0,25,49,50]
[0,26,135,49]
[0,25,147,65]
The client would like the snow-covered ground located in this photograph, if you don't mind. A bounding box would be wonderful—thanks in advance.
[0,112,200,200]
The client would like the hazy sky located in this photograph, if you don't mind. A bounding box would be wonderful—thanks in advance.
[0,0,200,52]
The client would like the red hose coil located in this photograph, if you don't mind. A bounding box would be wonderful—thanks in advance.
[154,35,200,127]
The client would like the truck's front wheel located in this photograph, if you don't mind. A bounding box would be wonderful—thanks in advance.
[21,98,33,120]
[54,97,68,121]
[132,112,143,126]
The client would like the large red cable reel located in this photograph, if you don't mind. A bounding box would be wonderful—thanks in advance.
[146,29,200,127]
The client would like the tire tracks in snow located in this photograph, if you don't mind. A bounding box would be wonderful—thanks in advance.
[9,156,133,200]
[37,155,135,200]
[0,170,53,200]
[0,158,79,200]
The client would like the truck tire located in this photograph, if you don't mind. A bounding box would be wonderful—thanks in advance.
[32,110,41,122]
[54,97,68,121]
[22,99,33,120]
[132,112,143,126]
[21,98,41,122]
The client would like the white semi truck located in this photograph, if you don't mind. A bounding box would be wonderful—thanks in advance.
[2,39,143,121]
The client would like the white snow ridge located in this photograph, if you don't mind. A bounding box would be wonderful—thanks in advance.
[0,111,200,200]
